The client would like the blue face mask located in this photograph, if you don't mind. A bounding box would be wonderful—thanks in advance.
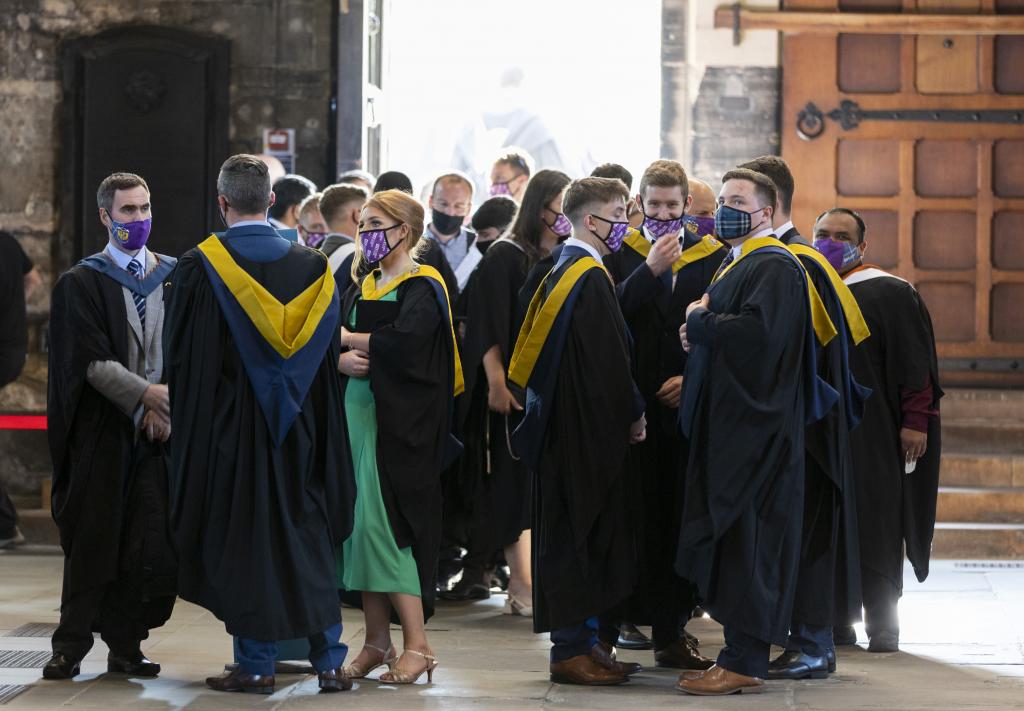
[714,204,768,240]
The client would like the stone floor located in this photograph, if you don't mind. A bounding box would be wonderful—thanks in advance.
[0,549,1022,709]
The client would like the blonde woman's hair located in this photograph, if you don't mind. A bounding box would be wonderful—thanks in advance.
[351,188,427,282]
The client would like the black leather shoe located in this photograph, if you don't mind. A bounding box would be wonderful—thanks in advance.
[615,622,653,650]
[655,639,715,670]
[206,669,275,694]
[826,647,836,673]
[833,624,857,646]
[868,631,899,653]
[107,651,161,677]
[438,573,491,601]
[317,667,353,692]
[42,653,80,680]
[767,650,829,680]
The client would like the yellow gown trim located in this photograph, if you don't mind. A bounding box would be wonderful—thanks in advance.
[507,256,607,388]
[712,236,838,347]
[197,235,335,359]
[361,264,464,396]
[623,229,724,273]
[786,243,871,346]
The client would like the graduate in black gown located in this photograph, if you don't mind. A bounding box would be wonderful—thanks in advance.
[165,155,355,694]
[602,160,725,670]
[510,177,646,686]
[446,173,570,612]
[817,208,942,654]
[740,157,872,680]
[45,172,176,680]
[675,169,837,696]
[335,189,462,685]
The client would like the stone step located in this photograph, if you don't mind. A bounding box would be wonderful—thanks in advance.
[941,388,1024,422]
[941,419,1024,455]
[931,522,1024,559]
[940,453,1024,488]
[937,487,1024,524]
[15,509,59,547]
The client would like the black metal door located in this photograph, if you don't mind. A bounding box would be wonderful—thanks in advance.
[61,26,229,262]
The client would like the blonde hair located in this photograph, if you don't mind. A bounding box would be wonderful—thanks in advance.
[352,189,427,282]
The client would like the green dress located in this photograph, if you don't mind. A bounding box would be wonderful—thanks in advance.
[336,291,421,596]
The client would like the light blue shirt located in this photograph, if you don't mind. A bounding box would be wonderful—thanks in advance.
[425,225,473,272]
[104,243,149,273]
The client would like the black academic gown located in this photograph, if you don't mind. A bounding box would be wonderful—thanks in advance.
[846,270,942,588]
[514,249,645,633]
[339,276,458,622]
[603,234,727,624]
[48,262,177,626]
[676,248,815,646]
[788,254,867,628]
[164,241,355,641]
[459,240,532,548]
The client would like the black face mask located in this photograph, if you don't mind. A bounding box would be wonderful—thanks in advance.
[432,209,464,236]
[477,239,494,254]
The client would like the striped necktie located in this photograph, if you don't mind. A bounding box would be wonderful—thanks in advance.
[126,258,146,328]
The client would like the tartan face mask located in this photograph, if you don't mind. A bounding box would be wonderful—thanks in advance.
[715,204,767,240]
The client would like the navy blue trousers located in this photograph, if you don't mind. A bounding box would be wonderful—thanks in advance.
[785,622,833,656]
[717,625,770,679]
[236,622,347,676]
[550,617,599,663]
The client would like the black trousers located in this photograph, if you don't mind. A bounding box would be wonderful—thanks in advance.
[0,479,17,538]
[862,567,901,637]
[51,560,150,661]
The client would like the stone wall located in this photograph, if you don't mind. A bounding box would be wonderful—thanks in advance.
[690,66,781,187]
[0,0,334,498]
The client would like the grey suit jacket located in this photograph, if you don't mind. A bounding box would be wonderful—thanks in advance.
[85,249,166,426]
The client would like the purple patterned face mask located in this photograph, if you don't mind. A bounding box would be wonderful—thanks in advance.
[304,231,327,249]
[109,217,152,251]
[683,215,717,238]
[643,214,684,239]
[543,209,573,238]
[358,223,403,263]
[489,182,511,197]
[814,237,861,273]
[589,215,630,253]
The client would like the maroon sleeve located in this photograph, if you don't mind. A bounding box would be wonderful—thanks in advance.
[900,374,938,433]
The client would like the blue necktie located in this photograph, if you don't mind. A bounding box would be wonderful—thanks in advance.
[126,259,146,328]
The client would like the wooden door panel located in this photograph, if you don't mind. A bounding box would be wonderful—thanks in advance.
[783,0,1024,378]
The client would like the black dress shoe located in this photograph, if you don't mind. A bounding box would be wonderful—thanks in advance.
[867,631,899,653]
[438,573,491,601]
[615,622,653,650]
[108,651,161,677]
[206,669,275,694]
[767,650,829,680]
[317,667,353,692]
[42,653,80,680]
[654,639,715,670]
[826,647,836,673]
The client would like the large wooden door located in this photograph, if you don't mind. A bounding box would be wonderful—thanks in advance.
[781,0,1024,385]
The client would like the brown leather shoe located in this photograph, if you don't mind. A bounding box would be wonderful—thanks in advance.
[591,641,642,676]
[676,664,765,695]
[205,669,275,694]
[655,639,715,670]
[550,654,629,685]
[678,669,707,682]
[317,667,353,692]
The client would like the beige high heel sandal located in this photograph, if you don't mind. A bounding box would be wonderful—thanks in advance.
[341,643,397,679]
[378,648,438,684]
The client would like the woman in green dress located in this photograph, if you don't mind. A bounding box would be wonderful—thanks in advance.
[336,189,462,685]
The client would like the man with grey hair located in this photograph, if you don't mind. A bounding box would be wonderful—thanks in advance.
[165,154,356,694]
[44,171,177,680]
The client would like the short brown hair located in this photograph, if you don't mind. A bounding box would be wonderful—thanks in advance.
[495,147,534,177]
[562,177,630,225]
[319,183,369,225]
[97,172,149,212]
[737,155,794,214]
[721,168,778,212]
[639,159,688,199]
[431,171,475,199]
